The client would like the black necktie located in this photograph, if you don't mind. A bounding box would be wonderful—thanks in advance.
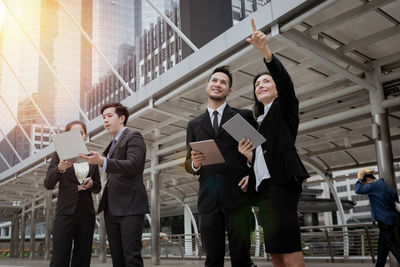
[213,110,219,135]
[107,139,117,158]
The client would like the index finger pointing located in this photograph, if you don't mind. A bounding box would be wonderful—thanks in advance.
[251,18,257,32]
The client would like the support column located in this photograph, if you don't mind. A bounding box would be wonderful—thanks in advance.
[252,207,260,257]
[29,203,36,259]
[98,213,107,263]
[20,209,26,259]
[368,68,398,267]
[98,173,107,263]
[151,146,160,265]
[184,207,192,256]
[10,217,15,257]
[10,214,19,258]
[367,68,396,188]
[44,191,52,260]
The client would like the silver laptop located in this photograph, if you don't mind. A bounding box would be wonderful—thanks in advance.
[52,129,89,161]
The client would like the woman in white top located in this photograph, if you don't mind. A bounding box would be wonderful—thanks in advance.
[44,121,101,267]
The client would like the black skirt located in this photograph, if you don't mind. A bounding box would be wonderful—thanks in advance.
[257,178,302,253]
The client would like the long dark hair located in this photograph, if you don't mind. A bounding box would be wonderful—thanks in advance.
[65,120,87,134]
[252,71,271,118]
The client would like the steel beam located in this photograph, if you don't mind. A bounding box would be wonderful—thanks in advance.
[338,24,400,54]
[282,29,373,77]
[300,85,363,109]
[368,51,400,68]
[0,152,11,168]
[305,0,395,36]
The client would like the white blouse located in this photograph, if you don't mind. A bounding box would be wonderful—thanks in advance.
[73,162,89,184]
[254,102,273,191]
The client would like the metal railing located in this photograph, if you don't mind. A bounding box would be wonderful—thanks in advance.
[6,223,379,263]
[133,223,379,263]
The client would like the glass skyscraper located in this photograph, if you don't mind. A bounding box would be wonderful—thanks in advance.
[92,0,136,84]
[0,0,92,132]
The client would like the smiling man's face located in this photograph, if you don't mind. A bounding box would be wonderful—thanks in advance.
[206,72,232,102]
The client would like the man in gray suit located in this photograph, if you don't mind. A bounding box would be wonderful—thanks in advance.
[81,102,149,267]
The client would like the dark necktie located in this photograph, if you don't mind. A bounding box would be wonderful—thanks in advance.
[107,138,117,158]
[213,110,219,135]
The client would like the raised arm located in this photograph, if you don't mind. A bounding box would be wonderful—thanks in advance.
[248,18,299,132]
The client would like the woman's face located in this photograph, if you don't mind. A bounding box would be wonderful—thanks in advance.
[254,74,277,105]
[69,124,87,141]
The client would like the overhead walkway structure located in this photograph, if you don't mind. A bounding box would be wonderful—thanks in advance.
[0,0,399,264]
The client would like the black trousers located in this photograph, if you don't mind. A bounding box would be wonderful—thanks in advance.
[104,209,145,267]
[50,204,95,267]
[376,221,400,267]
[200,204,252,267]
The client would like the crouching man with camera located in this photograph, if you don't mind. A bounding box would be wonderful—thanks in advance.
[355,168,400,267]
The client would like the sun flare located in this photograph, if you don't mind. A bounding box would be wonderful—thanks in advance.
[0,2,5,29]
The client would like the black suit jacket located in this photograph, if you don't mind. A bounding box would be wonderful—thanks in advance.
[249,55,309,192]
[44,152,101,216]
[185,105,258,214]
[98,128,149,216]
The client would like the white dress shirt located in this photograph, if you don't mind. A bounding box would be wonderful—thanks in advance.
[191,102,227,172]
[207,102,226,128]
[254,102,273,191]
[101,127,127,173]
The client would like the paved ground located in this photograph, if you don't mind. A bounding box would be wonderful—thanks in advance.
[0,258,389,267]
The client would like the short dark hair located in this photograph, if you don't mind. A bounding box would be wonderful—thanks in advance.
[252,71,272,118]
[362,173,377,182]
[65,120,87,134]
[101,102,129,126]
[211,65,232,88]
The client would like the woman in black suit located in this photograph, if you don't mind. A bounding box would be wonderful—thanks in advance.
[44,121,101,267]
[238,19,309,267]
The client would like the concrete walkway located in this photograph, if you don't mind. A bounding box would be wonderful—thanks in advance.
[0,258,388,267]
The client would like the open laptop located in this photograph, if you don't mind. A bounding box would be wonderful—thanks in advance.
[52,129,89,161]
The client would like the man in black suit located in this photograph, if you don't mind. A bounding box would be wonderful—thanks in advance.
[185,66,258,267]
[81,103,149,267]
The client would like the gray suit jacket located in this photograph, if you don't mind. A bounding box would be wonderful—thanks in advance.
[98,128,149,216]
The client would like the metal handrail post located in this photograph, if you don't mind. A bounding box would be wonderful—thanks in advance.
[324,228,334,263]
[364,226,376,264]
